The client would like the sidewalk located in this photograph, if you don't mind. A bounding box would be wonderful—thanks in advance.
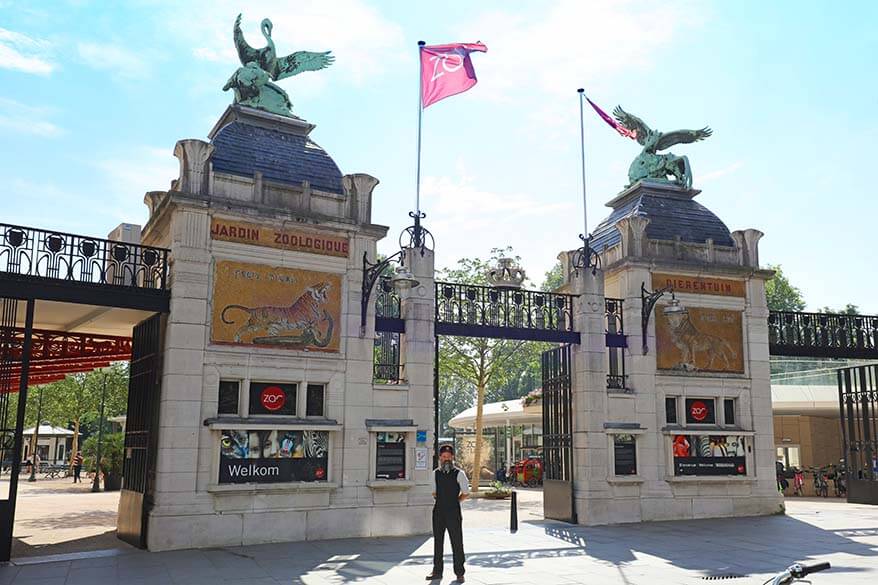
[0,499,875,584]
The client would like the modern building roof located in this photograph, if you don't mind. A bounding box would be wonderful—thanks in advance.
[449,399,542,429]
[23,425,73,437]
[210,120,344,195]
[590,181,734,251]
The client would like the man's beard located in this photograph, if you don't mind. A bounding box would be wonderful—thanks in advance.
[441,460,454,473]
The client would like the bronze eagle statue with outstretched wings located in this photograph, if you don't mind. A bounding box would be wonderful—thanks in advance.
[223,14,334,117]
[612,106,712,152]
[610,106,712,190]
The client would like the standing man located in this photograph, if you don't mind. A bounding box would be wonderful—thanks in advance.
[72,451,83,483]
[426,444,469,583]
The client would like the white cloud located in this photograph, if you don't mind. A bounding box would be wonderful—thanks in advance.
[91,146,179,225]
[458,0,702,103]
[0,27,53,75]
[417,172,577,282]
[166,0,406,85]
[77,42,151,79]
[0,98,63,137]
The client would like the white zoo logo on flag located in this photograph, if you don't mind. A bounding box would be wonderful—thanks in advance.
[429,52,464,81]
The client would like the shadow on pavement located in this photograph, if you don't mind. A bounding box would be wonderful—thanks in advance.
[539,514,878,576]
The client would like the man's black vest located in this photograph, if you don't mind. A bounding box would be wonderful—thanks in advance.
[435,468,462,514]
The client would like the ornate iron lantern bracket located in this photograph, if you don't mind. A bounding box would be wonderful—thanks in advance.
[572,234,600,276]
[360,212,434,335]
[641,282,675,355]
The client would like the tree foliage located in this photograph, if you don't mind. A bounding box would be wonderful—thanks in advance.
[765,264,806,312]
[542,261,564,292]
[437,247,547,490]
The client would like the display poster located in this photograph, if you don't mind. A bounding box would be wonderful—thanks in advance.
[376,432,406,479]
[219,430,328,484]
[415,447,428,470]
[211,261,341,352]
[248,382,297,416]
[673,435,746,476]
[613,436,637,476]
[685,398,716,425]
[656,306,744,373]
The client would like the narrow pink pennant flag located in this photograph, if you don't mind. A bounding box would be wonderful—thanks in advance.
[420,42,487,108]
[586,96,637,140]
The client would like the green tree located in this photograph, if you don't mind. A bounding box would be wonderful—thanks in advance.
[818,304,860,315]
[438,247,541,491]
[541,261,564,292]
[765,264,806,312]
[39,362,129,468]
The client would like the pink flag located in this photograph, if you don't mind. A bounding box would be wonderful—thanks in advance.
[420,42,487,108]
[586,97,637,140]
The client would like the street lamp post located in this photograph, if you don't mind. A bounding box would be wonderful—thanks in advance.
[91,373,108,493]
[27,387,43,482]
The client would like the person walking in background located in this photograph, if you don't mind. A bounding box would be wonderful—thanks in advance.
[426,444,470,583]
[72,451,83,483]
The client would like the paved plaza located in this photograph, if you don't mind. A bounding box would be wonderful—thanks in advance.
[1,476,129,559]
[0,496,872,584]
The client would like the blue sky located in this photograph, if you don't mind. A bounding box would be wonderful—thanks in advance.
[2,0,877,311]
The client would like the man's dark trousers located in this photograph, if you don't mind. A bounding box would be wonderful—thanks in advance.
[433,469,465,576]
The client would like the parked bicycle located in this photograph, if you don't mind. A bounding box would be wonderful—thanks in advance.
[763,561,830,585]
[791,468,805,497]
[808,467,829,497]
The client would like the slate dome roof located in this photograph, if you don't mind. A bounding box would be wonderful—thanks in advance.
[210,121,344,195]
[589,182,734,251]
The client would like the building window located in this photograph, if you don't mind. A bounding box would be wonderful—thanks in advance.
[723,399,736,426]
[306,384,325,417]
[776,446,800,470]
[613,434,637,476]
[375,432,406,479]
[218,429,328,484]
[218,380,240,415]
[684,398,716,425]
[673,435,747,476]
[665,397,678,424]
[249,382,296,416]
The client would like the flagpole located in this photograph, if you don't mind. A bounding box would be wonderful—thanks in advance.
[415,41,425,217]
[412,40,426,246]
[577,88,588,245]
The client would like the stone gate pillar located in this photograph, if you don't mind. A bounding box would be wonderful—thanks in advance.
[400,247,436,480]
[567,258,615,523]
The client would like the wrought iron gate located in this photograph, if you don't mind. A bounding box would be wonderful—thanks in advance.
[118,313,164,547]
[838,364,878,504]
[542,344,576,522]
[0,297,33,561]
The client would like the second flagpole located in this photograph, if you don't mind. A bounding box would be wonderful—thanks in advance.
[577,88,588,246]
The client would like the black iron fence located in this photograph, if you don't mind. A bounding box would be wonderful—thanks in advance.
[606,297,627,390]
[837,364,878,504]
[0,223,169,291]
[769,311,878,359]
[374,330,403,384]
[435,281,576,342]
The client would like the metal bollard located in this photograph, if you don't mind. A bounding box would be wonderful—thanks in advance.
[510,490,518,533]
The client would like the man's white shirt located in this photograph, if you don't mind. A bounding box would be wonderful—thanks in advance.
[430,466,470,496]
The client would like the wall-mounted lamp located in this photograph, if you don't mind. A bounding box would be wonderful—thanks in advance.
[640,282,685,355]
[360,212,433,335]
